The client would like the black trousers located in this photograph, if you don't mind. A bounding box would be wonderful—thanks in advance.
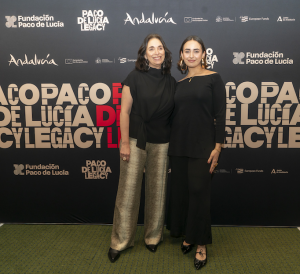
[167,156,212,245]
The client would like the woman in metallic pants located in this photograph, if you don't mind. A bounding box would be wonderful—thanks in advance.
[108,34,176,263]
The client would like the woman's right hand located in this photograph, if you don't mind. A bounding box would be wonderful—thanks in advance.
[120,142,130,162]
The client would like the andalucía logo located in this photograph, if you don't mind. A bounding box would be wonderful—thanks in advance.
[77,10,109,31]
[8,54,58,66]
[124,12,176,25]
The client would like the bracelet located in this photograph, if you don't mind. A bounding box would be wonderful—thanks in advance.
[214,148,221,153]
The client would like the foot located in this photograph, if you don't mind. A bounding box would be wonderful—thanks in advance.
[194,245,207,270]
[108,247,120,263]
[181,240,194,254]
[146,244,158,253]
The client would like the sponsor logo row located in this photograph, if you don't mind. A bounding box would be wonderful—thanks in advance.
[213,168,289,174]
[13,163,288,177]
[7,49,294,68]
[13,160,112,180]
[5,11,296,30]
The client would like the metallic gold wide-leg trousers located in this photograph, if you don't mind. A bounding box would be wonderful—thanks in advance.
[110,138,169,251]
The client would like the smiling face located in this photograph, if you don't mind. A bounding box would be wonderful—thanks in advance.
[144,38,165,69]
[181,40,206,69]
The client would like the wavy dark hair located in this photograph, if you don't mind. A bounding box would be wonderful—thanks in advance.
[177,35,208,74]
[135,33,172,74]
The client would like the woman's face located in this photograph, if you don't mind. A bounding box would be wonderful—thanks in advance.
[144,38,165,69]
[181,40,205,69]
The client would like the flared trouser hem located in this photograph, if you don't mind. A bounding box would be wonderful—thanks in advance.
[111,138,169,251]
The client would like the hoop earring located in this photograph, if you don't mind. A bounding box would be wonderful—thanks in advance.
[145,59,150,70]
[180,58,187,71]
[201,58,205,68]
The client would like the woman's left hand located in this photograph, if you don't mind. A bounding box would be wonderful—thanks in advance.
[207,149,220,174]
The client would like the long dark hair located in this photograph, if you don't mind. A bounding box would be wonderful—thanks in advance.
[177,35,208,74]
[135,33,172,74]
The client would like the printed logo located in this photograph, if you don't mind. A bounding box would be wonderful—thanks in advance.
[233,51,293,65]
[236,168,244,174]
[236,168,263,174]
[14,164,69,175]
[216,16,222,23]
[65,59,88,64]
[271,169,288,174]
[14,164,24,175]
[216,16,235,22]
[82,160,112,179]
[240,16,248,22]
[184,17,208,23]
[240,16,269,22]
[5,16,17,28]
[118,57,136,63]
[277,16,295,22]
[206,48,218,69]
[95,58,115,64]
[214,169,231,174]
[233,52,245,64]
[8,54,58,66]
[5,14,64,28]
[77,10,109,31]
[124,12,176,25]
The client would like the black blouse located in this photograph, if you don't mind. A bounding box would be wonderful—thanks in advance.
[168,73,226,159]
[122,68,176,149]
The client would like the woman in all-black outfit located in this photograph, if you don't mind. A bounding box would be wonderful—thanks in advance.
[167,35,226,270]
[108,34,176,263]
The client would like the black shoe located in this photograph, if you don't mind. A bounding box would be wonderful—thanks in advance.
[181,240,194,254]
[194,246,207,270]
[108,248,120,263]
[146,244,158,253]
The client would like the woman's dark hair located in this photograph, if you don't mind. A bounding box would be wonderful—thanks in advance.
[135,33,172,74]
[177,35,207,74]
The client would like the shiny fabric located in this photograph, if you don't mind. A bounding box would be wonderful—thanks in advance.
[111,138,169,251]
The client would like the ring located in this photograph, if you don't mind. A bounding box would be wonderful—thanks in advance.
[214,163,218,167]
[122,157,126,161]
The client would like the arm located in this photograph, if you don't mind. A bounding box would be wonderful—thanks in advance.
[207,75,226,174]
[119,85,133,161]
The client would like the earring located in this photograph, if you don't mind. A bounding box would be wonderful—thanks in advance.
[162,60,166,69]
[180,58,187,71]
[145,59,150,70]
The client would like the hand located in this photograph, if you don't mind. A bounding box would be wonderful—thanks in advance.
[207,149,220,174]
[120,142,130,162]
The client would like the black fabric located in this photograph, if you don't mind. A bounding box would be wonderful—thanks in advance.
[168,73,226,159]
[122,68,176,149]
[167,156,212,245]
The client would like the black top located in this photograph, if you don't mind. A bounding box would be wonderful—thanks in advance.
[168,73,226,159]
[122,68,176,150]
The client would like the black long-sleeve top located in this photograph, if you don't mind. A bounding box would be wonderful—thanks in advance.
[122,68,176,150]
[168,73,226,159]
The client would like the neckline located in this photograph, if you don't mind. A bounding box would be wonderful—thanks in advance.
[148,67,163,77]
[178,72,218,82]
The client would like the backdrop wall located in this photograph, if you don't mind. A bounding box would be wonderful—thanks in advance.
[1,0,299,225]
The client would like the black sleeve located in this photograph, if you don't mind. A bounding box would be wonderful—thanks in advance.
[212,74,226,144]
[121,70,137,99]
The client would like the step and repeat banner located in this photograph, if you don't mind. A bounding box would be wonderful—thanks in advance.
[0,0,299,225]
